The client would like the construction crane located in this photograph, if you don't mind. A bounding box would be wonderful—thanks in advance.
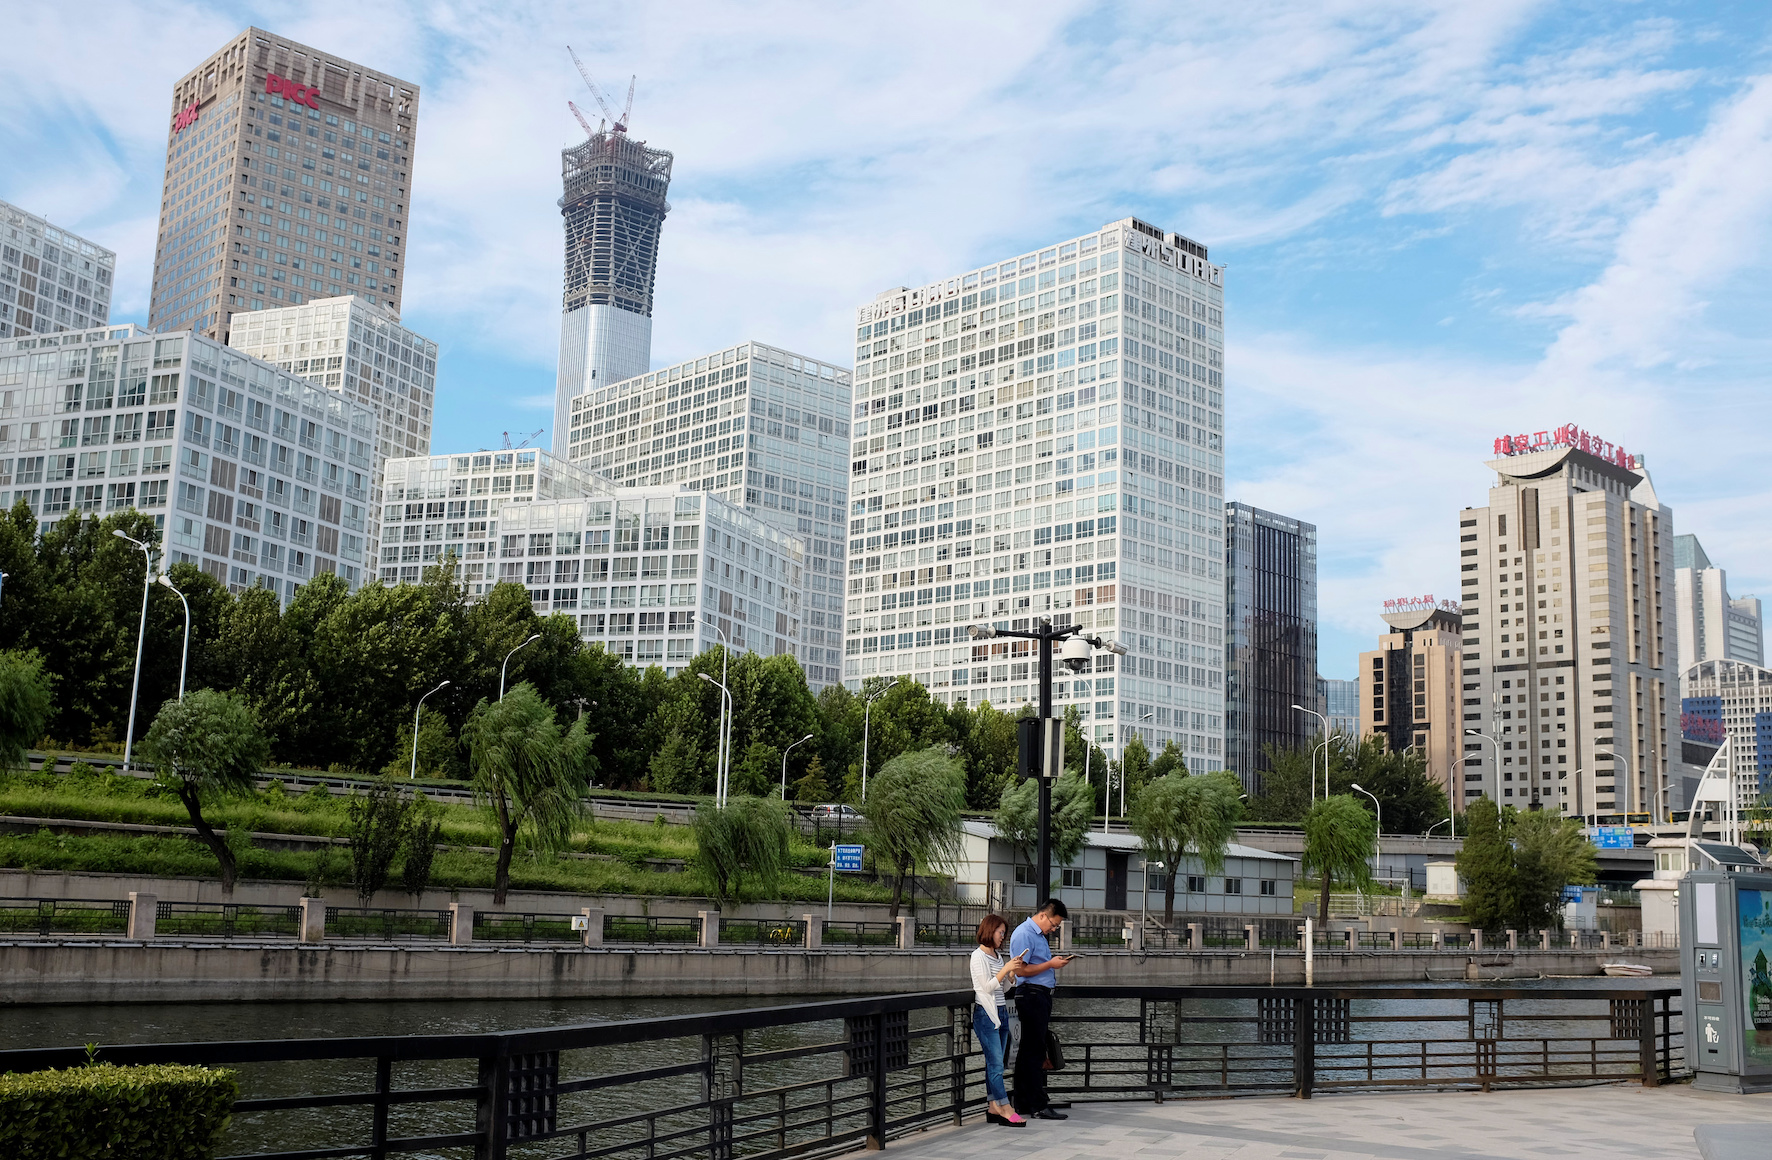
[567,45,634,136]
[501,428,546,449]
[567,101,600,138]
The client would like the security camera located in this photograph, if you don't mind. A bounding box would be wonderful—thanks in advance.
[1060,635,1093,673]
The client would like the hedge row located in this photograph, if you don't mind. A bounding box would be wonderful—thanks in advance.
[0,1063,236,1159]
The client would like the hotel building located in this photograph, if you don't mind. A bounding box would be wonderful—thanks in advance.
[1456,432,1680,820]
[0,201,115,339]
[1359,604,1464,804]
[842,217,1226,763]
[152,28,419,344]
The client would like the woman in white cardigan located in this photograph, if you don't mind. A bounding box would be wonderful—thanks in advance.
[969,913,1026,1126]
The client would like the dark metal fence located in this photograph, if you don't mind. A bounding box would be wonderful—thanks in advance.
[325,906,452,941]
[0,896,129,936]
[155,901,302,939]
[718,918,807,948]
[602,915,701,945]
[0,985,1682,1160]
[911,921,977,947]
[473,912,581,944]
[822,921,899,946]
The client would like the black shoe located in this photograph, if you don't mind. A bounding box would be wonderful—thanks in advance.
[985,1112,1007,1125]
[1032,1107,1068,1121]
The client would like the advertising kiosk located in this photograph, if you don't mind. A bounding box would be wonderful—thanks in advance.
[1680,865,1772,1093]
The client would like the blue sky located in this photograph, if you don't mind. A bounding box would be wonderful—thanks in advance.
[6,1,1772,678]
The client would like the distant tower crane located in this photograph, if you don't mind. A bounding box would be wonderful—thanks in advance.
[567,45,635,138]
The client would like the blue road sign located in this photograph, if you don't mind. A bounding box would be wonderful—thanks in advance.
[1588,826,1634,849]
[832,845,865,872]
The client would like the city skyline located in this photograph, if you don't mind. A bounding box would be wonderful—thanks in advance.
[5,4,1772,679]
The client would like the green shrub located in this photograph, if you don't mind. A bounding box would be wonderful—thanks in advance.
[0,1063,237,1159]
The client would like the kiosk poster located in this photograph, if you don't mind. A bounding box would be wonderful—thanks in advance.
[1741,889,1772,1069]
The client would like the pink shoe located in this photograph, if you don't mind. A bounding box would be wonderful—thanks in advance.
[1003,1110,1026,1126]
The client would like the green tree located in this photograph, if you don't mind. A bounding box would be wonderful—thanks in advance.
[1245,743,1315,823]
[732,740,782,798]
[692,794,792,908]
[139,689,271,894]
[1456,798,1514,934]
[345,776,411,904]
[400,794,444,901]
[863,746,968,919]
[954,701,1025,809]
[0,650,53,770]
[463,682,593,904]
[1128,772,1243,923]
[1302,794,1378,922]
[995,771,1096,882]
[1510,809,1598,931]
[792,755,831,803]
[1118,733,1153,812]
[383,706,460,781]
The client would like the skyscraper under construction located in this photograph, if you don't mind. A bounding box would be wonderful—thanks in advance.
[552,55,672,457]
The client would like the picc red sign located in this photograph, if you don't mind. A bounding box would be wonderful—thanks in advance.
[265,73,322,109]
[172,100,200,133]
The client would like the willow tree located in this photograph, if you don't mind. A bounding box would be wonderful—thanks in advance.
[995,771,1095,888]
[862,746,968,919]
[692,794,792,908]
[1128,771,1242,923]
[463,682,592,903]
[141,689,270,895]
[1303,794,1377,922]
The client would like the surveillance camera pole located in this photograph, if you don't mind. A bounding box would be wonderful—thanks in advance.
[970,617,1126,906]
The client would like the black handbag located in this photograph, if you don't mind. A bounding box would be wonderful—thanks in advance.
[1043,1029,1065,1072]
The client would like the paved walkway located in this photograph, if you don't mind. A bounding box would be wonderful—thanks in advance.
[875,1084,1772,1159]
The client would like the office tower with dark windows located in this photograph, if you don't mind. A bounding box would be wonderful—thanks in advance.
[842,217,1227,765]
[1457,432,1680,821]
[151,28,419,345]
[1223,503,1318,792]
[552,126,672,457]
[1359,603,1464,804]
[0,201,114,338]
[566,341,852,688]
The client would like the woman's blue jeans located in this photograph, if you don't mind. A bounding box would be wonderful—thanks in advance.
[972,1003,1011,1104]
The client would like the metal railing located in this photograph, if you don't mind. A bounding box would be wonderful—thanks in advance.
[822,920,899,946]
[719,918,807,948]
[472,912,581,944]
[0,896,129,936]
[912,921,978,947]
[324,906,451,941]
[155,901,302,939]
[602,914,702,945]
[0,985,1683,1160]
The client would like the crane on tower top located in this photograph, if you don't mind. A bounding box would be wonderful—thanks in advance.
[566,45,635,137]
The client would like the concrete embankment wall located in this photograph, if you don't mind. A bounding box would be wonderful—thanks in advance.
[0,942,1678,1005]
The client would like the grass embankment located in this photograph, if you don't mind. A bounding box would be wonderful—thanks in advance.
[0,769,891,906]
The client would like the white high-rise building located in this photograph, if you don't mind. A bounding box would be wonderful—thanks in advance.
[1682,659,1772,813]
[565,340,853,688]
[1674,533,1764,673]
[0,325,377,595]
[0,200,115,338]
[1457,430,1680,821]
[842,217,1226,763]
[229,295,436,567]
[380,450,809,679]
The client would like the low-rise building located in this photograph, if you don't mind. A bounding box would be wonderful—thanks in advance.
[950,820,1296,915]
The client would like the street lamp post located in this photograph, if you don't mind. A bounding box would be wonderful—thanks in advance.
[1292,704,1329,804]
[697,671,734,806]
[113,530,153,773]
[1595,748,1633,822]
[859,676,899,803]
[970,618,1126,907]
[780,732,813,799]
[156,573,190,700]
[500,634,541,701]
[1463,729,1500,815]
[410,680,450,780]
[1351,781,1381,883]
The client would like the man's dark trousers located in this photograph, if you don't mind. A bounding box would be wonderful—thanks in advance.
[1012,984,1053,1113]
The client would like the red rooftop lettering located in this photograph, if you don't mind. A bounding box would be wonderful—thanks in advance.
[265,73,322,110]
[172,100,200,133]
[1492,425,1631,470]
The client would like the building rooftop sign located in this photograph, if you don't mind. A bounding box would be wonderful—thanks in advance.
[1383,595,1460,615]
[1493,425,1633,469]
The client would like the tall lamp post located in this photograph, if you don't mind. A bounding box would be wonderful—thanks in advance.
[1595,748,1633,822]
[780,732,813,799]
[113,530,153,773]
[969,618,1126,906]
[698,671,734,806]
[1292,704,1329,804]
[1464,729,1500,812]
[859,676,899,802]
[499,633,540,701]
[410,680,450,780]
[1351,781,1381,883]
[156,573,190,700]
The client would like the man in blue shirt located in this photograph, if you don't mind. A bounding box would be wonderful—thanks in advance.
[1007,899,1074,1119]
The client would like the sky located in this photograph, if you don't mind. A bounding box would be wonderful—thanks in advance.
[5,1,1771,679]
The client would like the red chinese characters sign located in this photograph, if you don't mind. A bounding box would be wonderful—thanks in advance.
[1383,595,1461,614]
[172,99,200,134]
[1493,425,1633,469]
[266,73,322,109]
